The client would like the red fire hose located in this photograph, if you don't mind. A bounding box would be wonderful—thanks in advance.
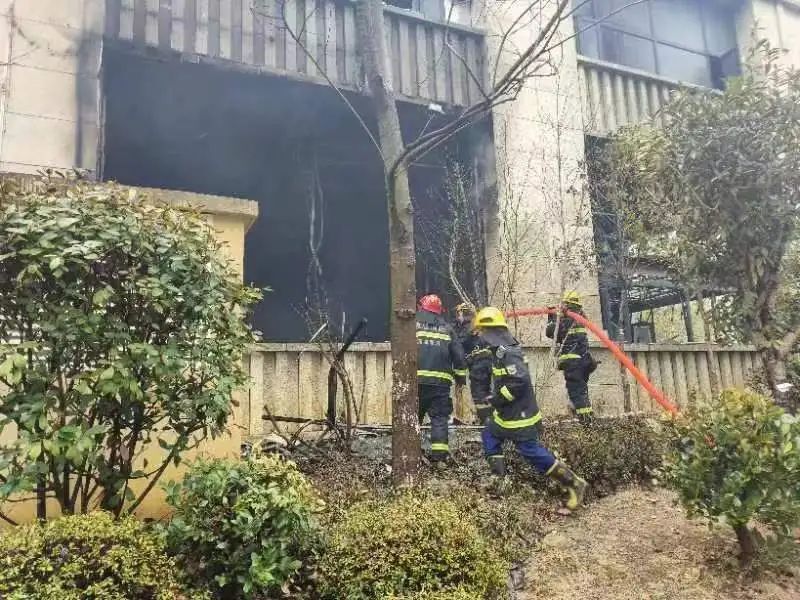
[507,307,680,416]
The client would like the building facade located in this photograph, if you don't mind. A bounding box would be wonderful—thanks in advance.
[0,0,797,398]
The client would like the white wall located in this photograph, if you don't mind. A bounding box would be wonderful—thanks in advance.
[738,0,800,68]
[0,0,104,176]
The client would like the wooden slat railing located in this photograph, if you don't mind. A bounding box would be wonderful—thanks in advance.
[105,0,487,106]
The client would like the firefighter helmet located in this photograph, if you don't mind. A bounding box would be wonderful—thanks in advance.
[474,306,508,328]
[562,290,582,306]
[419,294,443,315]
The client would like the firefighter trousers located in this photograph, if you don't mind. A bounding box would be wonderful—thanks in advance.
[562,359,593,423]
[418,384,453,461]
[481,427,556,474]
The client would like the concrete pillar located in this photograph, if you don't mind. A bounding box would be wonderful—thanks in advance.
[737,0,800,68]
[481,2,600,342]
[0,0,105,176]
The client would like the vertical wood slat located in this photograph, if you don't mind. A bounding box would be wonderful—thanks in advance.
[683,351,699,406]
[418,25,434,100]
[253,0,266,65]
[324,0,336,77]
[612,72,627,126]
[106,0,122,38]
[432,27,447,103]
[385,13,396,92]
[207,0,220,57]
[672,352,688,408]
[588,67,604,132]
[695,352,713,400]
[219,0,232,59]
[242,0,254,63]
[158,0,173,49]
[171,0,186,52]
[450,33,466,106]
[719,352,734,388]
[659,353,677,409]
[249,352,265,436]
[301,0,318,76]
[600,70,617,131]
[634,352,649,412]
[231,0,244,62]
[183,0,197,53]
[398,18,413,97]
[343,3,357,84]
[146,0,160,46]
[465,36,481,104]
[196,0,210,55]
[283,0,297,71]
[133,0,147,42]
[335,2,346,80]
[120,0,136,39]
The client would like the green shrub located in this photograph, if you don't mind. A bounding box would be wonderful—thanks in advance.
[537,417,665,494]
[164,455,322,599]
[0,511,190,600]
[0,175,261,516]
[319,492,509,600]
[661,389,800,566]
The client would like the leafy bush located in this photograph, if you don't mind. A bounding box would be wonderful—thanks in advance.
[0,175,261,517]
[164,455,322,599]
[319,492,509,599]
[0,511,194,600]
[661,389,800,566]
[538,417,665,494]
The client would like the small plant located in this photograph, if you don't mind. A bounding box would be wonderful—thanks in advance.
[319,492,509,599]
[0,511,193,600]
[661,389,800,567]
[163,454,322,599]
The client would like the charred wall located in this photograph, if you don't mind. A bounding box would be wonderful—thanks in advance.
[102,46,486,341]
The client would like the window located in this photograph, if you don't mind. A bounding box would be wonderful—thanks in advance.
[575,0,741,88]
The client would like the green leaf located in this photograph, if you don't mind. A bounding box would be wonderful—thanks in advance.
[48,256,63,270]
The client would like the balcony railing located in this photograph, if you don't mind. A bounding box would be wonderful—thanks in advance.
[578,56,714,136]
[105,0,487,107]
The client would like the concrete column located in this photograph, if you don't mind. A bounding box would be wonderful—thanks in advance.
[481,2,600,342]
[737,0,800,68]
[0,0,105,176]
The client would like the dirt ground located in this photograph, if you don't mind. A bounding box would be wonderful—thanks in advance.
[522,488,799,600]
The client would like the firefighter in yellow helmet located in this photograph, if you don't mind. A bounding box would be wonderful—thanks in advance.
[468,306,588,510]
[546,291,597,425]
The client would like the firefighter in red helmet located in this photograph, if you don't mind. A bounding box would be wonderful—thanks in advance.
[417,294,467,464]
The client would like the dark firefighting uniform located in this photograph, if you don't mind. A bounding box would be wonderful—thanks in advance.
[468,328,556,474]
[546,306,595,422]
[417,310,467,460]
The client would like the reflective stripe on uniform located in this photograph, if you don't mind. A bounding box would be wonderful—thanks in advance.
[499,385,514,401]
[576,406,594,415]
[492,367,508,376]
[493,410,542,429]
[431,443,449,451]
[417,370,454,382]
[417,331,450,341]
[569,327,587,334]
[454,369,468,377]
[558,353,581,361]
[468,347,492,359]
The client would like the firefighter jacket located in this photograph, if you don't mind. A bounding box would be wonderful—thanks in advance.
[469,328,542,441]
[545,307,589,368]
[453,321,479,366]
[416,311,467,388]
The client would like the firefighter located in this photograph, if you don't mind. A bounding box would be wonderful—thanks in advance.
[545,291,597,425]
[470,306,588,510]
[417,294,467,464]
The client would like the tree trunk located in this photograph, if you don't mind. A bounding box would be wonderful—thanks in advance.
[355,0,420,486]
[762,346,787,397]
[733,524,758,569]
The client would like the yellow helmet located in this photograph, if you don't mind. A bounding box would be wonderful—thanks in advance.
[562,290,581,305]
[474,306,508,328]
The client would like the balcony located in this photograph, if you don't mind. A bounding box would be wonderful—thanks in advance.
[104,0,487,107]
[578,56,715,136]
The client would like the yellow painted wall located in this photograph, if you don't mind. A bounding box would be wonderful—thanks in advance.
[0,187,258,525]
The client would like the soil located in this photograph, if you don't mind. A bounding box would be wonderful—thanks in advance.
[522,487,799,600]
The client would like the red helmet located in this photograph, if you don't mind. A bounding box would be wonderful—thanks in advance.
[418,294,443,315]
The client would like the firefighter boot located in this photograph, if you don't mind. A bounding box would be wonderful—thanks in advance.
[546,460,588,510]
[487,455,511,496]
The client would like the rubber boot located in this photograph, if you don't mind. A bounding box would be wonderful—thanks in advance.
[546,460,588,510]
[487,455,511,496]
[575,407,594,426]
